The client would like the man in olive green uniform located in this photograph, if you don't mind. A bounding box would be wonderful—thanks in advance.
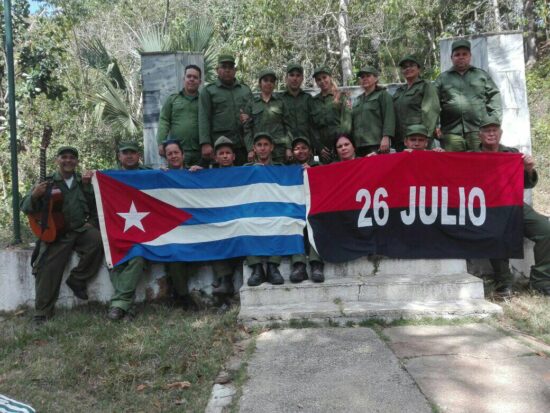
[244,69,293,163]
[278,63,317,149]
[209,136,243,302]
[198,53,253,165]
[21,146,103,324]
[352,66,395,156]
[435,39,502,152]
[477,117,550,297]
[310,66,352,163]
[289,136,324,283]
[108,142,150,320]
[393,56,440,151]
[245,132,285,286]
[157,65,203,167]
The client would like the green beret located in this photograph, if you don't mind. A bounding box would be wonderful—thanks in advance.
[405,124,429,138]
[214,136,234,150]
[480,115,501,128]
[218,54,236,64]
[118,141,140,152]
[286,63,303,74]
[451,39,471,52]
[291,136,311,148]
[398,55,421,68]
[357,66,379,77]
[253,132,274,143]
[258,69,277,81]
[312,66,331,78]
[56,146,79,158]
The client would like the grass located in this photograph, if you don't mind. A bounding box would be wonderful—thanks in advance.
[0,303,241,412]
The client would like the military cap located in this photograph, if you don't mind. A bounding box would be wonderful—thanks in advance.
[218,54,236,64]
[398,55,421,68]
[480,115,501,128]
[357,66,379,77]
[312,66,331,78]
[291,136,311,148]
[118,141,140,152]
[258,69,277,81]
[286,63,304,74]
[214,136,234,150]
[253,132,274,143]
[451,39,471,52]
[405,124,429,138]
[56,146,79,158]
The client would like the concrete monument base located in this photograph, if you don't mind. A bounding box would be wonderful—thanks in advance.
[238,258,502,326]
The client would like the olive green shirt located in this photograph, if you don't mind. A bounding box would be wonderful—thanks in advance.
[21,171,98,232]
[243,94,293,151]
[278,89,315,142]
[198,78,253,149]
[156,92,199,151]
[435,66,501,135]
[393,79,440,143]
[352,87,395,147]
[478,143,538,189]
[310,92,352,151]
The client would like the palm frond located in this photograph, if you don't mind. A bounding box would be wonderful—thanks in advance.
[80,37,127,90]
[136,25,171,53]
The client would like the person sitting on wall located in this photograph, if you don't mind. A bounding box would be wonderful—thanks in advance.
[21,146,104,325]
[476,117,550,297]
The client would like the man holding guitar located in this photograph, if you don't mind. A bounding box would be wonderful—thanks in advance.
[21,146,104,325]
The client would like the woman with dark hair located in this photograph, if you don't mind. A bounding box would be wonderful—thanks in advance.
[310,67,352,164]
[352,67,395,156]
[334,134,357,162]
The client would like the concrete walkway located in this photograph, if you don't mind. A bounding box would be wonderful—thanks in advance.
[237,324,550,413]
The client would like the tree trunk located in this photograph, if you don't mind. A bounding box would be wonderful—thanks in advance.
[492,0,501,31]
[337,0,353,86]
[162,0,170,34]
[524,0,537,66]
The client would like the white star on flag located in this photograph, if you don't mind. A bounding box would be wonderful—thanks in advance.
[117,201,150,232]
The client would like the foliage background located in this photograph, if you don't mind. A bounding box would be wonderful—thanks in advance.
[1,0,549,242]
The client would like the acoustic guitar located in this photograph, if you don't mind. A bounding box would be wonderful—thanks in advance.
[27,126,65,242]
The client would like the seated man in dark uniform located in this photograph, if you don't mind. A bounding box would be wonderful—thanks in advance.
[21,146,103,324]
[477,117,550,297]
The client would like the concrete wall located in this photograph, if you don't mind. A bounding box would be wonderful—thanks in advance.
[141,52,204,169]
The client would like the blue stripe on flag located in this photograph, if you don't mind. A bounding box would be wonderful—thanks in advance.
[102,165,304,190]
[181,203,306,225]
[117,235,305,265]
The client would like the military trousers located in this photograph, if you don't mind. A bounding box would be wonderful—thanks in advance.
[291,228,323,265]
[491,203,550,290]
[212,257,243,278]
[441,132,479,152]
[109,256,146,311]
[165,262,197,297]
[34,226,103,317]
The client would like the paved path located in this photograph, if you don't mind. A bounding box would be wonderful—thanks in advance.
[238,324,550,413]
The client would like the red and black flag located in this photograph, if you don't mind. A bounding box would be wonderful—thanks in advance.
[305,151,524,263]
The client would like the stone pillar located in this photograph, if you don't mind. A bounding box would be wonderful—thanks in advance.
[141,52,204,168]
[440,31,531,153]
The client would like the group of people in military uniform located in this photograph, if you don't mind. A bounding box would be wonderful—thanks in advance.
[21,38,550,324]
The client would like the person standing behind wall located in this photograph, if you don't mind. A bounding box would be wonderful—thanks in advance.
[351,66,395,156]
[157,65,204,167]
[198,53,253,166]
[393,56,440,152]
[434,39,502,151]
[310,67,352,164]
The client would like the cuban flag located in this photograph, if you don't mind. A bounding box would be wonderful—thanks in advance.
[92,166,306,268]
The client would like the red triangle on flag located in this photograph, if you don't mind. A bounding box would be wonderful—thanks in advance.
[95,171,192,266]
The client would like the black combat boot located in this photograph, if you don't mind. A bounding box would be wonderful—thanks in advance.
[310,261,325,283]
[212,274,235,296]
[247,264,266,286]
[266,263,284,285]
[289,262,308,283]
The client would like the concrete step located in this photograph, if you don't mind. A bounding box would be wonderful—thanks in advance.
[238,299,502,326]
[243,258,467,281]
[240,273,484,307]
